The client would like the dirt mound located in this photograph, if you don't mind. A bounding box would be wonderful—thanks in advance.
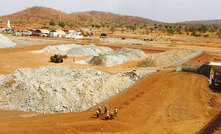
[0,66,143,113]
[138,50,193,67]
[0,34,16,48]
[88,48,147,66]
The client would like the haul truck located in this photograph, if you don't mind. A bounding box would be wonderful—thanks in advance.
[178,62,221,89]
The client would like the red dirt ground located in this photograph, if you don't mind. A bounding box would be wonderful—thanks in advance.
[186,52,220,65]
[0,35,220,133]
[0,71,220,134]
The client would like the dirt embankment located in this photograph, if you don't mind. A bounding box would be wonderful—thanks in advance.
[0,72,220,134]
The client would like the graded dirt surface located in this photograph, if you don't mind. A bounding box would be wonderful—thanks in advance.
[0,35,220,134]
[186,52,219,65]
[0,71,220,134]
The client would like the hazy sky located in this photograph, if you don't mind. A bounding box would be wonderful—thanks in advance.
[0,0,220,23]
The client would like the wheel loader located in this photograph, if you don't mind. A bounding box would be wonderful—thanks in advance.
[50,54,64,63]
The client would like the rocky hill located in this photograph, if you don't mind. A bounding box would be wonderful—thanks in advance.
[0,6,73,24]
[0,6,159,27]
[70,11,158,25]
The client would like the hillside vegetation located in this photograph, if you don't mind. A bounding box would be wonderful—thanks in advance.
[0,6,158,28]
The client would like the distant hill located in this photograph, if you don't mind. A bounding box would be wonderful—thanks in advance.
[70,11,158,25]
[179,19,221,25]
[0,6,159,27]
[0,6,73,24]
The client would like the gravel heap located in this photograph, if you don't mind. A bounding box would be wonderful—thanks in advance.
[137,50,193,68]
[0,66,143,113]
[38,44,79,54]
[67,44,112,56]
[38,44,113,56]
[88,48,147,66]
[0,34,16,48]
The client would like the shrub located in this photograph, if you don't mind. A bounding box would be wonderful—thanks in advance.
[203,34,209,38]
[59,22,66,28]
[167,27,176,34]
[49,20,56,26]
[191,31,197,36]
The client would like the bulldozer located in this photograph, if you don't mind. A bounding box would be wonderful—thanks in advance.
[50,54,66,63]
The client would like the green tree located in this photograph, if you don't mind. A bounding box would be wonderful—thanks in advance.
[94,24,101,29]
[190,25,197,32]
[198,25,208,33]
[59,22,66,28]
[167,27,176,34]
[191,31,197,36]
[49,20,56,26]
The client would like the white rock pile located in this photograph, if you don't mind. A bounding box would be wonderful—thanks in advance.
[38,44,78,54]
[0,34,16,48]
[0,66,143,113]
[88,48,147,66]
[38,44,113,56]
[67,44,112,56]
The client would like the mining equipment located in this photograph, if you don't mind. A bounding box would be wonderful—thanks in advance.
[50,54,67,63]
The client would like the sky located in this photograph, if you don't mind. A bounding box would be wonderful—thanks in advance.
[0,0,220,23]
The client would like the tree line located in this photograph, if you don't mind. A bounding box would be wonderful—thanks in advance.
[47,20,221,38]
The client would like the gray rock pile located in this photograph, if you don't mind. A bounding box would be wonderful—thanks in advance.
[67,44,112,56]
[38,44,113,56]
[0,34,16,48]
[88,48,147,66]
[0,66,143,113]
[137,50,193,68]
[38,44,79,54]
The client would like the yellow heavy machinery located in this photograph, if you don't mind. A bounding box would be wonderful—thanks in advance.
[178,61,221,89]
[207,62,221,87]
[50,54,67,63]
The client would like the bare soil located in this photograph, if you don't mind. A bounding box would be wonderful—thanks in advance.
[0,71,220,134]
[0,35,220,134]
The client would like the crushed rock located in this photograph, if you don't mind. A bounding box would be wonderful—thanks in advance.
[137,50,193,68]
[0,34,16,48]
[0,66,145,113]
[67,44,112,56]
[88,48,147,66]
[37,44,113,56]
[37,44,79,54]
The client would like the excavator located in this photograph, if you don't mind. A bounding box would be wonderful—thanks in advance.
[50,54,67,63]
